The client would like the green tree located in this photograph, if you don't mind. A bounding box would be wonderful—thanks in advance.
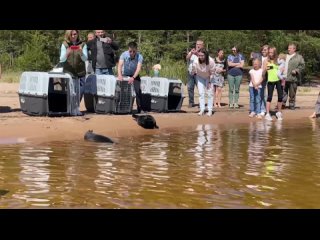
[16,31,52,71]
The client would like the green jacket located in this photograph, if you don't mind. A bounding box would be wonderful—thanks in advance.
[286,53,305,83]
[63,41,86,78]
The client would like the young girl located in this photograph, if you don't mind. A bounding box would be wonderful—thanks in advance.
[263,47,283,121]
[277,53,287,87]
[248,59,263,119]
[212,49,227,108]
[192,48,215,116]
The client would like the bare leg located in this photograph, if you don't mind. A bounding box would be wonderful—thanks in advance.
[266,101,271,114]
[217,87,222,107]
[309,112,316,118]
[214,86,218,107]
[277,101,282,112]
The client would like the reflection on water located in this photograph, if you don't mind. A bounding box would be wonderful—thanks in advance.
[14,147,51,207]
[1,120,320,208]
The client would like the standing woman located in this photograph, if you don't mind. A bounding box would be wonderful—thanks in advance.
[227,46,245,108]
[212,49,227,108]
[191,48,215,116]
[60,30,88,116]
[263,47,283,121]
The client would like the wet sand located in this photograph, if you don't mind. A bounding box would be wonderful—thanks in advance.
[0,83,319,143]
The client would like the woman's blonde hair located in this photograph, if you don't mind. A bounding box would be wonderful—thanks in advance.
[64,30,80,43]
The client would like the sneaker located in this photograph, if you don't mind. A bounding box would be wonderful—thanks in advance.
[260,112,266,117]
[276,111,283,120]
[229,104,233,108]
[234,103,239,108]
[265,113,273,121]
[198,110,204,116]
[249,112,256,118]
[289,106,295,110]
[207,110,212,116]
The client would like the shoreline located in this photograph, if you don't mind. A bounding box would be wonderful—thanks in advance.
[0,83,319,143]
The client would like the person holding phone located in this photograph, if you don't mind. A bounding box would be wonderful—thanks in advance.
[86,30,119,75]
[186,39,204,108]
[263,46,283,121]
[59,30,88,116]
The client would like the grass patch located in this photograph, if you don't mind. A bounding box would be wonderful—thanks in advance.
[1,71,22,83]
[298,87,312,93]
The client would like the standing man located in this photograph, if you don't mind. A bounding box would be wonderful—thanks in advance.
[118,42,144,113]
[86,30,119,75]
[85,32,95,74]
[186,39,204,108]
[282,43,305,110]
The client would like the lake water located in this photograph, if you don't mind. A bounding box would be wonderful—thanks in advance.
[1,119,320,208]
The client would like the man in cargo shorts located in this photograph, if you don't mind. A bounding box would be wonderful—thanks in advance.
[117,42,145,113]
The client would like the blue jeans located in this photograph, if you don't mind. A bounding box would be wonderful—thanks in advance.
[260,80,267,113]
[95,68,114,75]
[188,73,198,105]
[79,76,85,102]
[249,86,261,114]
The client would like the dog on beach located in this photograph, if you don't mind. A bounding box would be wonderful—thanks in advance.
[84,130,114,143]
[132,114,159,129]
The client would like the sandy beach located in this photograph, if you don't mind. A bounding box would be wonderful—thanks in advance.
[0,82,319,143]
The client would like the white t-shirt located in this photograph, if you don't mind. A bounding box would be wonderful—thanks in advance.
[188,54,198,74]
[249,68,263,88]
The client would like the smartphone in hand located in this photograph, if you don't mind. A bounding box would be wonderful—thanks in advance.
[70,45,80,50]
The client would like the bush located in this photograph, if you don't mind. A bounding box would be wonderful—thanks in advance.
[16,32,52,72]
[159,58,188,84]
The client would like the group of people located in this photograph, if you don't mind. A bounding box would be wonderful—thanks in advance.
[59,31,319,120]
[186,39,307,120]
[59,30,146,115]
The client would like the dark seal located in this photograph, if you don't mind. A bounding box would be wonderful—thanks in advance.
[84,130,114,143]
[0,190,9,196]
[132,114,159,129]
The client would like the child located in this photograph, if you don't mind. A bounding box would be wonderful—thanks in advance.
[248,59,263,119]
[277,53,286,87]
[212,49,227,108]
[152,64,161,77]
